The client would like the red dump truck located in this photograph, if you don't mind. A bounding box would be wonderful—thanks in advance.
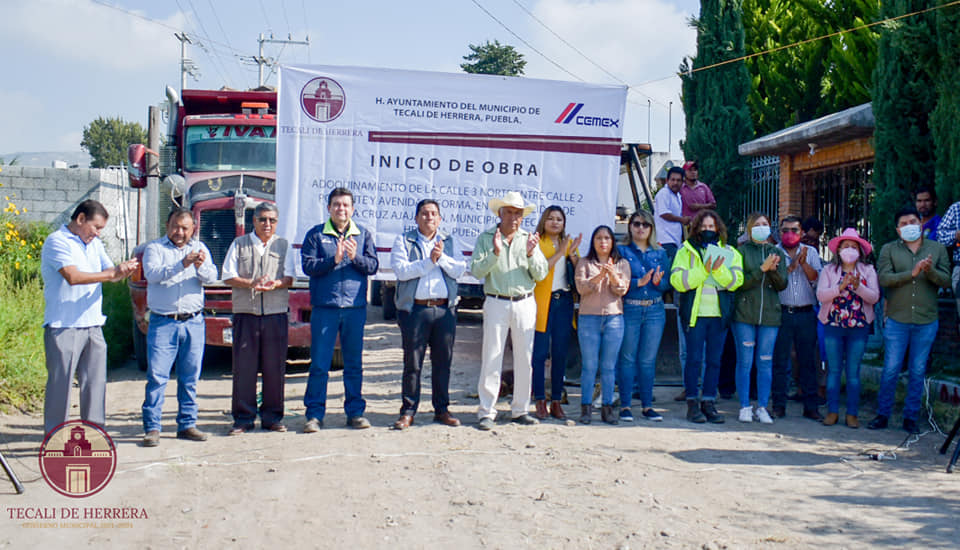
[127,87,312,369]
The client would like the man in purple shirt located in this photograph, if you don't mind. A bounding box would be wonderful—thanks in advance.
[679,161,717,219]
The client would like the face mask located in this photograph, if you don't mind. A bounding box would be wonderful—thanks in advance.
[700,230,718,244]
[781,232,801,248]
[899,224,922,242]
[839,247,860,264]
[751,225,771,242]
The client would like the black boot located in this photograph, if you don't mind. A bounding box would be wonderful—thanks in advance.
[686,398,706,423]
[700,400,725,424]
[601,405,618,425]
[580,404,592,425]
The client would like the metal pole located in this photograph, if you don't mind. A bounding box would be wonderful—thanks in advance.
[647,99,653,188]
[258,33,265,88]
[668,101,673,158]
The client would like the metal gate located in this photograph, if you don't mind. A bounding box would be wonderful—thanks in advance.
[741,155,780,224]
[800,161,875,255]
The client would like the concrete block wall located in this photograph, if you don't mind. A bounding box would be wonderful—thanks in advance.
[1,165,144,261]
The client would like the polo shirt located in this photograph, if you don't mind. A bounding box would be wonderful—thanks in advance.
[41,225,114,328]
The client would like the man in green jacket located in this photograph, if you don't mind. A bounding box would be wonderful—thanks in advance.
[871,206,951,434]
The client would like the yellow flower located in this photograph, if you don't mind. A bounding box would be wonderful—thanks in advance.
[22,207,27,213]
[20,239,26,246]
[26,253,31,259]
[14,261,20,270]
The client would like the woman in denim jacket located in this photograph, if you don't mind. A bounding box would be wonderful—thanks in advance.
[616,210,671,422]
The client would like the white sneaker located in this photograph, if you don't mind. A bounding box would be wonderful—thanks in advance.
[756,407,774,424]
[738,407,753,422]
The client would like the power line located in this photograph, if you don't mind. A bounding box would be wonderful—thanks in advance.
[258,0,275,33]
[280,0,293,37]
[185,0,234,87]
[468,0,583,82]
[630,0,960,90]
[301,0,312,62]
[206,0,235,54]
[510,0,668,108]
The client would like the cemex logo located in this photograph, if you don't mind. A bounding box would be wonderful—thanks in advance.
[39,420,117,498]
[554,102,619,128]
[300,77,346,123]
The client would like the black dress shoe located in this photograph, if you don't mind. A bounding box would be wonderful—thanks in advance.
[903,418,920,434]
[802,409,824,422]
[229,424,255,436]
[867,415,888,430]
[770,405,786,418]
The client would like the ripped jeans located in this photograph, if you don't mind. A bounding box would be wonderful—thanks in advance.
[732,322,780,409]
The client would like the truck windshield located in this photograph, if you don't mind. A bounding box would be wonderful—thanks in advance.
[183,125,276,172]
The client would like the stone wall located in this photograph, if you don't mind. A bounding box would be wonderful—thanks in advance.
[1,165,147,261]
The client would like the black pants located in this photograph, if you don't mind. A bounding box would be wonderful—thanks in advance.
[772,309,819,411]
[232,313,288,427]
[398,305,456,416]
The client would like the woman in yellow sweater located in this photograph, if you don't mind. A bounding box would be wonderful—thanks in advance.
[531,206,581,419]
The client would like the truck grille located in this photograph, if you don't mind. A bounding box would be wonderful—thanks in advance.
[198,209,254,272]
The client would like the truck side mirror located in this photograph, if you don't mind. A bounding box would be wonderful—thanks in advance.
[127,144,148,188]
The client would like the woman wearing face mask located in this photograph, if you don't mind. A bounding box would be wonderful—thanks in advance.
[615,210,671,423]
[733,213,788,424]
[575,225,630,425]
[816,229,879,428]
[531,206,582,420]
[670,210,744,424]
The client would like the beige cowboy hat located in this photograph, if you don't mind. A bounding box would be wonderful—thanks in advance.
[488,191,536,217]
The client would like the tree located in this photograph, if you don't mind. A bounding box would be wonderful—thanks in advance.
[80,117,147,169]
[680,0,755,228]
[743,0,879,136]
[460,40,526,76]
[931,2,960,208]
[870,0,937,243]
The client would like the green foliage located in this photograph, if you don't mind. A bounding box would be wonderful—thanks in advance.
[680,0,755,229]
[931,3,960,208]
[743,0,879,136]
[80,116,146,169]
[870,0,938,244]
[460,40,526,76]
[102,281,134,366]
[0,187,49,412]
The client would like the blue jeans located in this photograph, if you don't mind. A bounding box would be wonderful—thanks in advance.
[143,314,205,432]
[683,316,726,400]
[878,318,938,420]
[577,314,624,406]
[616,303,666,409]
[823,324,869,416]
[532,291,574,401]
[733,322,779,408]
[305,306,366,420]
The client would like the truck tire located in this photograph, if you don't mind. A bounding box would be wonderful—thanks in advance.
[381,283,397,320]
[133,319,148,372]
[370,280,383,306]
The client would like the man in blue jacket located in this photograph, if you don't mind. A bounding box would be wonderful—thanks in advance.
[301,187,379,431]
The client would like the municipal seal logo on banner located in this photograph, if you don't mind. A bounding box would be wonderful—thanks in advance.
[300,77,345,122]
[39,420,117,498]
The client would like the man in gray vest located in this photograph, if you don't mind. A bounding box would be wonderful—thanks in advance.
[390,199,468,429]
[222,203,295,434]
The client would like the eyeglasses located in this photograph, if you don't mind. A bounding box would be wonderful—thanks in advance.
[781,227,801,234]
[631,221,652,229]
[256,217,278,224]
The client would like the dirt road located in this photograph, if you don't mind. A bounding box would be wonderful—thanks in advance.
[1,308,957,548]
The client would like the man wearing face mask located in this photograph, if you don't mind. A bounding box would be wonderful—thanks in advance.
[771,215,823,420]
[872,206,951,434]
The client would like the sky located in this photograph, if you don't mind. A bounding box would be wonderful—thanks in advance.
[0,0,699,160]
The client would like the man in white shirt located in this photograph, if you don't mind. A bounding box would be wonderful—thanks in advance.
[40,200,138,435]
[654,166,688,263]
[221,203,295,434]
[390,199,468,430]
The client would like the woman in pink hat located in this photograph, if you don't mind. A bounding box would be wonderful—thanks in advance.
[816,228,880,428]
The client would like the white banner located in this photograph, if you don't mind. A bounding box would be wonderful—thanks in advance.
[276,64,626,277]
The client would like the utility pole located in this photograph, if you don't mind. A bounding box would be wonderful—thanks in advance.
[668,101,673,159]
[175,32,201,93]
[253,33,310,87]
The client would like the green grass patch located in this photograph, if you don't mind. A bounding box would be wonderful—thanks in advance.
[102,280,134,366]
[0,274,46,413]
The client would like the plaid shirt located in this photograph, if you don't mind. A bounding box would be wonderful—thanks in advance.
[936,202,960,264]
